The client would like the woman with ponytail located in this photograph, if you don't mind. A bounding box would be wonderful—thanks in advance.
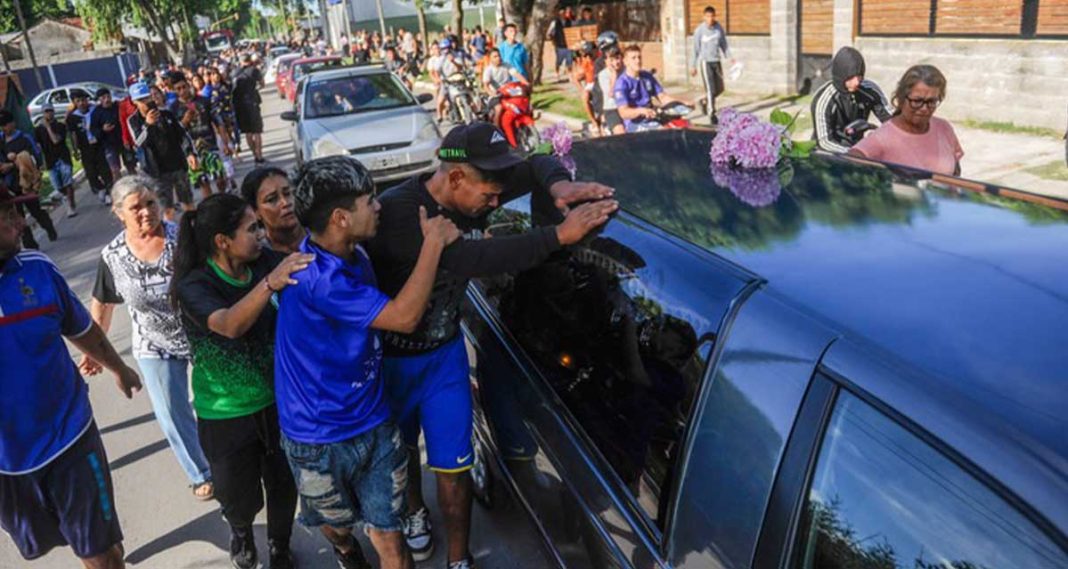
[171,193,314,569]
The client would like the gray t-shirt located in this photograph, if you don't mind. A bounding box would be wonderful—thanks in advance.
[483,63,519,91]
[93,221,190,359]
[598,68,618,111]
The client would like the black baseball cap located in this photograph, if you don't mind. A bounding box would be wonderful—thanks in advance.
[437,122,524,171]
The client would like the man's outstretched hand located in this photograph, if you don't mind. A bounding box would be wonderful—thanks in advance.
[556,200,619,245]
[549,180,615,213]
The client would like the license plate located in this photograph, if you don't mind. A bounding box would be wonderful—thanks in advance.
[368,155,401,171]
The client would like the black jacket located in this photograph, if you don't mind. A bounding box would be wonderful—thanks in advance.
[811,47,893,153]
[127,109,195,176]
[367,155,571,356]
[34,122,71,169]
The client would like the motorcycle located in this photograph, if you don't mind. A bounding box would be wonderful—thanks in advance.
[493,82,541,154]
[629,101,696,133]
[444,69,480,125]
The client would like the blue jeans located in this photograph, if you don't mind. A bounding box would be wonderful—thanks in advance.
[281,422,407,532]
[136,358,211,486]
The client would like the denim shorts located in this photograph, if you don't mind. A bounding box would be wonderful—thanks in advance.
[281,422,407,532]
[48,160,73,191]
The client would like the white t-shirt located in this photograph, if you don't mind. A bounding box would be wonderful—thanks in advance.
[483,63,518,91]
[598,68,618,111]
[427,55,444,76]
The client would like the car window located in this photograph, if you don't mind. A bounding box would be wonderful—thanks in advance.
[305,74,414,119]
[795,390,1067,569]
[478,197,713,531]
[48,90,70,105]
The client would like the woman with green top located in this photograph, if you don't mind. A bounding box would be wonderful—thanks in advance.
[171,193,314,569]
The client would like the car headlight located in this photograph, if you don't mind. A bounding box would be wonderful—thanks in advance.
[416,121,441,143]
[313,137,348,159]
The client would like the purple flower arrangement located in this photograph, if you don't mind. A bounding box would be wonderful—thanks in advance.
[710,162,782,208]
[709,108,813,208]
[539,122,576,179]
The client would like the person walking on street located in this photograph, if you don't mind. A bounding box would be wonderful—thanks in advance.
[498,24,529,81]
[172,194,310,569]
[66,91,114,205]
[81,175,214,501]
[233,55,266,164]
[0,111,57,249]
[93,88,125,183]
[811,46,893,153]
[35,103,77,217]
[547,7,572,83]
[118,82,140,176]
[126,82,198,220]
[274,156,461,569]
[240,166,307,254]
[367,123,617,568]
[691,6,734,125]
[0,191,143,569]
[171,71,232,200]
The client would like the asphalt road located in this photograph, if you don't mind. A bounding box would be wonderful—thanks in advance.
[1,88,550,568]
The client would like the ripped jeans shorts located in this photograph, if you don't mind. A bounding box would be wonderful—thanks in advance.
[281,422,408,532]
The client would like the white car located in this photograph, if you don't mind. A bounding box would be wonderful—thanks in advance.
[265,49,295,83]
[282,65,440,184]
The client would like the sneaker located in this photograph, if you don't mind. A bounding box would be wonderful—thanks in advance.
[447,557,475,569]
[403,507,434,561]
[268,539,296,569]
[66,210,77,218]
[229,527,258,569]
[332,537,370,569]
[97,192,108,204]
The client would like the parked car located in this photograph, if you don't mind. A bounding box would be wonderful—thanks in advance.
[281,65,440,184]
[462,129,1068,568]
[273,53,303,97]
[26,82,127,125]
[265,47,293,83]
[283,55,343,103]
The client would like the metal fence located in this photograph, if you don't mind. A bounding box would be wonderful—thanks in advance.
[9,52,144,99]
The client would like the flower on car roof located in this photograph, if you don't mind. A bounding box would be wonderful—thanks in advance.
[539,121,576,178]
[709,108,782,169]
[710,162,782,208]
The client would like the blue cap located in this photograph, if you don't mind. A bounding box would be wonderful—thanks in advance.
[129,81,151,101]
[439,38,452,50]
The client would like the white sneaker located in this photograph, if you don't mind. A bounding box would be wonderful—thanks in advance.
[402,507,433,561]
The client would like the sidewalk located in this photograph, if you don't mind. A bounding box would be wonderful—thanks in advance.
[527,79,1068,200]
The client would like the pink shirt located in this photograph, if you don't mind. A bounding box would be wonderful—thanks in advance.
[853,117,964,175]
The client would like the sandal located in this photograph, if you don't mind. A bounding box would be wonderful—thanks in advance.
[193,481,214,501]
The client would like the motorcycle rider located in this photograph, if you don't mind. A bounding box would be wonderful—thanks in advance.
[440,40,477,123]
[614,44,691,132]
[481,48,528,126]
[811,47,893,153]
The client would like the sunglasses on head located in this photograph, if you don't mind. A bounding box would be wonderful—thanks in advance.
[905,96,941,110]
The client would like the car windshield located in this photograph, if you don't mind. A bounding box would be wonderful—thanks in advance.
[206,35,230,50]
[293,60,341,80]
[304,74,414,119]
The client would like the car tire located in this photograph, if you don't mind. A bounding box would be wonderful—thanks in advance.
[517,125,541,156]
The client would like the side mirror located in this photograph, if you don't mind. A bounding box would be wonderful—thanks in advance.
[416,93,433,104]
[280,110,298,122]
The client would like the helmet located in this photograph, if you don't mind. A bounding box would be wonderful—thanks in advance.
[596,31,619,51]
[439,38,452,50]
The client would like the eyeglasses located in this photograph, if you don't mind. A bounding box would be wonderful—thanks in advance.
[905,96,942,110]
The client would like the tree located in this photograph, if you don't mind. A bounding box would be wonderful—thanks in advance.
[450,0,462,36]
[523,0,556,84]
[0,0,73,35]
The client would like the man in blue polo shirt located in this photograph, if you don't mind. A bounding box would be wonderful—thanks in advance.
[0,189,142,568]
[273,156,459,569]
[614,44,690,132]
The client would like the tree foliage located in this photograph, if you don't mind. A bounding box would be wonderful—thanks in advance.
[0,0,76,35]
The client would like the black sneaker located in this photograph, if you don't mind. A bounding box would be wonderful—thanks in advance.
[229,526,258,569]
[268,539,296,569]
[333,537,370,569]
[402,507,434,561]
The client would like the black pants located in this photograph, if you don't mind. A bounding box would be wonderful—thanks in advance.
[197,405,297,543]
[700,61,725,123]
[17,197,56,249]
[79,144,113,195]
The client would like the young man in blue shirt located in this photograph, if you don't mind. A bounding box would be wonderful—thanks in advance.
[274,156,459,569]
[497,23,529,81]
[0,190,142,568]
[614,44,690,132]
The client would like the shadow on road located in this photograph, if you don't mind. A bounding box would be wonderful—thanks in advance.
[99,412,156,435]
[109,439,170,471]
[124,509,229,564]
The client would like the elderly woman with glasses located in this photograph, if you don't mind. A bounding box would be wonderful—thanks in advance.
[849,64,963,176]
[80,175,214,501]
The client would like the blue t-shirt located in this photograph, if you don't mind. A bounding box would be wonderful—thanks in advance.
[614,71,664,128]
[274,237,391,444]
[470,35,487,57]
[0,251,94,474]
[498,41,529,80]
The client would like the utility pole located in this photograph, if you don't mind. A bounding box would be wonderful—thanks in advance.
[374,0,387,38]
[12,0,45,89]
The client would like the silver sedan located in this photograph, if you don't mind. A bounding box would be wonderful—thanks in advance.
[282,66,441,184]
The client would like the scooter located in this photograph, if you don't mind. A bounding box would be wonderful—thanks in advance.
[629,101,695,133]
[494,82,541,154]
[444,69,479,125]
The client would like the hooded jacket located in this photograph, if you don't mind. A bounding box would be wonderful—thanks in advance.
[811,47,893,153]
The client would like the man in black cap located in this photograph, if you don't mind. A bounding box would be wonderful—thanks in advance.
[811,46,893,153]
[366,122,617,569]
